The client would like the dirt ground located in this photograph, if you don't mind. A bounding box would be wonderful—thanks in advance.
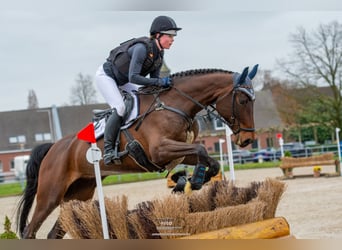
[1,165,342,239]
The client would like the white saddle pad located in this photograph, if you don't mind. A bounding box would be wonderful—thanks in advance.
[94,95,139,140]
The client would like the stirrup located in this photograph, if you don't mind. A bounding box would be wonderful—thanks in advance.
[103,151,121,165]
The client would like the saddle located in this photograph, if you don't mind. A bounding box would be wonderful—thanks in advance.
[92,91,164,172]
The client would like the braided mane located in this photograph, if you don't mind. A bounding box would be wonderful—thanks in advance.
[138,69,233,95]
[170,69,233,79]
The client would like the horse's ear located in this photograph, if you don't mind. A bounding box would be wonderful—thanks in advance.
[248,64,259,80]
[238,67,249,84]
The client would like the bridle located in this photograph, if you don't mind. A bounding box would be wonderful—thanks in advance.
[224,87,256,134]
[172,85,255,135]
[135,65,258,135]
[135,85,255,135]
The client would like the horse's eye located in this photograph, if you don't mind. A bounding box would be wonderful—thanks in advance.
[239,97,249,105]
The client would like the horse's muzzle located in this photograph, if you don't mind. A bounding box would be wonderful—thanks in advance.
[240,138,254,148]
[235,133,254,147]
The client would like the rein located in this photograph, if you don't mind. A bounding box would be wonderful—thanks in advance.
[135,82,256,134]
[134,86,194,131]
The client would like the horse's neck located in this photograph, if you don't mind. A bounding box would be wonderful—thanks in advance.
[172,74,234,116]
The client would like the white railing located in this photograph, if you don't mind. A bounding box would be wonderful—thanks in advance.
[210,144,341,164]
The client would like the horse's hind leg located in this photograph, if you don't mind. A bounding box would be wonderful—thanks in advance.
[22,197,61,238]
[47,219,65,239]
[46,178,97,239]
[22,172,77,238]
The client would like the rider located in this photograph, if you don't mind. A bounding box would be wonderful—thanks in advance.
[95,15,182,165]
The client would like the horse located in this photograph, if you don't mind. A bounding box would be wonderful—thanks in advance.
[16,64,258,239]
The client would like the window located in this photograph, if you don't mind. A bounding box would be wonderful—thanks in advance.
[214,142,220,152]
[44,133,52,141]
[266,137,274,148]
[214,119,225,130]
[9,135,26,144]
[35,133,52,142]
[35,134,43,141]
[18,135,26,143]
[10,159,15,170]
[252,139,258,149]
[9,137,17,143]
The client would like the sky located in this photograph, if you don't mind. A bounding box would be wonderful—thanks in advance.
[1,0,342,112]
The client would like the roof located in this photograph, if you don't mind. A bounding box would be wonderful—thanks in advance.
[0,104,109,151]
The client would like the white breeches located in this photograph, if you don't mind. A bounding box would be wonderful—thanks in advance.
[95,65,140,117]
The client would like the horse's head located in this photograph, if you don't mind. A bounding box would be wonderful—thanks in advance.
[216,64,258,147]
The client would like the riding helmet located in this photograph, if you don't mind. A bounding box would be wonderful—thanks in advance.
[150,16,182,36]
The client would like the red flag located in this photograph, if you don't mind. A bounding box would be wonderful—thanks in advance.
[77,122,96,143]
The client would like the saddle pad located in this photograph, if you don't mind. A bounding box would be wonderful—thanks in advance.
[94,94,139,140]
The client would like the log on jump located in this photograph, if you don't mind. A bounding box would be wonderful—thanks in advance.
[179,217,290,239]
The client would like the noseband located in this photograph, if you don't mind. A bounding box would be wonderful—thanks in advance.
[226,87,256,134]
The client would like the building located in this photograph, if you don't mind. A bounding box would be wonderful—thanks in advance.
[0,89,283,174]
[0,104,109,173]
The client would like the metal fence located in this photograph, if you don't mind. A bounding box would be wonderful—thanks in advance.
[1,145,341,185]
[211,144,341,164]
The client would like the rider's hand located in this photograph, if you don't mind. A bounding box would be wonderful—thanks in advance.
[159,77,171,87]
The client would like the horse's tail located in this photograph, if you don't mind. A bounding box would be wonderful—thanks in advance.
[16,142,54,238]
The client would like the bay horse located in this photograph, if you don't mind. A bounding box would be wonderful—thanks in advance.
[16,65,258,239]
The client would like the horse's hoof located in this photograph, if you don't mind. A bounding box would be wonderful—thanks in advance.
[190,182,203,191]
[172,176,187,193]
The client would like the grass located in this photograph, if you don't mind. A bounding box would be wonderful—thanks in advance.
[0,161,281,198]
[0,182,25,198]
[233,161,280,170]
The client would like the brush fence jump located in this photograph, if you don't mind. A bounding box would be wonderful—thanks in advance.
[60,178,288,239]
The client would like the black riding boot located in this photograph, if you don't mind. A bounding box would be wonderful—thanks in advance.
[103,109,123,165]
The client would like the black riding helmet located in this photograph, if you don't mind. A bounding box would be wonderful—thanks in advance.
[150,16,182,36]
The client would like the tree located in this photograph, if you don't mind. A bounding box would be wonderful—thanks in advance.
[70,73,98,105]
[278,21,342,133]
[260,72,332,143]
[27,89,39,109]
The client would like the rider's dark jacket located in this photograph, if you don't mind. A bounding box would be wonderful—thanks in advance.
[103,37,164,86]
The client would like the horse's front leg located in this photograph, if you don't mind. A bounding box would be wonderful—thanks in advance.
[151,138,220,192]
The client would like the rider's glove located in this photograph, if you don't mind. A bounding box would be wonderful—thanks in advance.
[158,77,171,88]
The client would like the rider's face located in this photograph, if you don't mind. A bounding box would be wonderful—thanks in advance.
[158,34,175,50]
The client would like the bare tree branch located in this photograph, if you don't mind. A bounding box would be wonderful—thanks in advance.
[70,73,98,105]
[27,89,39,109]
[277,21,342,130]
